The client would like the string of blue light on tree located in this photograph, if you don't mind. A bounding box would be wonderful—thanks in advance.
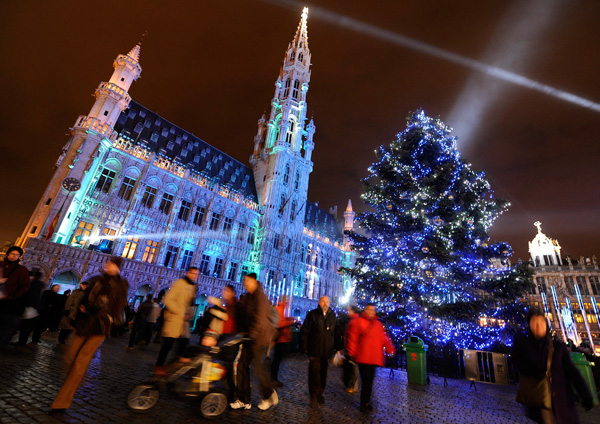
[342,110,534,349]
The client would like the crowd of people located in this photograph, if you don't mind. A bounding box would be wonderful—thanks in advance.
[0,248,396,417]
[1,244,598,422]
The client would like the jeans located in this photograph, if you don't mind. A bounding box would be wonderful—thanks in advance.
[235,342,273,403]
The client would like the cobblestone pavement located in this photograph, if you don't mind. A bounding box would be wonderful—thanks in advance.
[1,332,598,424]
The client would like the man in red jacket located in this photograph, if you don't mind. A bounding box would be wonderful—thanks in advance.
[346,303,395,412]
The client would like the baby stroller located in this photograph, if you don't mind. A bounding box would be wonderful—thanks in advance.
[127,334,247,418]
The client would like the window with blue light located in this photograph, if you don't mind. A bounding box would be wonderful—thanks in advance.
[159,192,174,214]
[193,206,205,226]
[237,222,246,240]
[180,249,194,270]
[178,200,191,221]
[227,262,238,281]
[247,226,256,245]
[140,186,156,208]
[163,245,178,268]
[94,168,116,193]
[118,177,136,201]
[209,212,221,231]
[200,254,211,275]
[213,258,224,278]
[283,163,290,185]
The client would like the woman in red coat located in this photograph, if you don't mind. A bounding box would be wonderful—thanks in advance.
[346,303,395,412]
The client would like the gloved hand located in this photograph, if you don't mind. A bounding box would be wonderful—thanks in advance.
[582,397,594,411]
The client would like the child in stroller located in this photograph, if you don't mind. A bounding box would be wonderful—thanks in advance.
[128,300,246,418]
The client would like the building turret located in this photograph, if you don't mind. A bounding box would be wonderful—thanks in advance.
[251,8,313,206]
[18,45,142,246]
[248,8,315,280]
[343,199,355,246]
[529,221,562,266]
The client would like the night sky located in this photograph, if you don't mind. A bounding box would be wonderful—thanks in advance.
[1,0,598,260]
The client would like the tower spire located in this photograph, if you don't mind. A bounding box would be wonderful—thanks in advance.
[292,7,309,48]
[127,44,141,62]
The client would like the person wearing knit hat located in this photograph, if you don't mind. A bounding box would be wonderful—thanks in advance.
[0,246,30,348]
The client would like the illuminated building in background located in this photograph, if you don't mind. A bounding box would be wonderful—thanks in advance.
[17,9,355,317]
[526,222,600,352]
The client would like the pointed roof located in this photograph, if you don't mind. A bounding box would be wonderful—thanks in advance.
[345,199,353,212]
[291,7,309,48]
[127,44,141,62]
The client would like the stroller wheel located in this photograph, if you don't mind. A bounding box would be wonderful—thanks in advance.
[200,392,227,418]
[127,384,159,411]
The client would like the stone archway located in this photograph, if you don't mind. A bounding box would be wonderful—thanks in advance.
[50,270,79,294]
[131,283,153,310]
[136,284,153,296]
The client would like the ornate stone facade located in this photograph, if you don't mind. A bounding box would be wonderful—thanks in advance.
[18,9,355,319]
[526,222,600,353]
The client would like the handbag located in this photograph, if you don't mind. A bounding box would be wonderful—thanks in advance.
[516,340,554,409]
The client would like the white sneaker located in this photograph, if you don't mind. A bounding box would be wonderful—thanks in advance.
[230,400,251,410]
[257,390,278,411]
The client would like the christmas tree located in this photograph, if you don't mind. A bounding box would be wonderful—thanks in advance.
[344,110,533,349]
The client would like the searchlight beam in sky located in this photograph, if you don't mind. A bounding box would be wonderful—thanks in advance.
[267,0,600,114]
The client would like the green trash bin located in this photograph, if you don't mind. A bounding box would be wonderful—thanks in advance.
[570,352,599,406]
[403,336,428,385]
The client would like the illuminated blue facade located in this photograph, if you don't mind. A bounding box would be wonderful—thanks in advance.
[19,9,354,316]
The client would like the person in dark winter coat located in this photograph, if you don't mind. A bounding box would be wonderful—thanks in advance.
[345,304,395,412]
[58,282,88,344]
[0,246,30,347]
[49,257,129,415]
[512,308,594,424]
[32,284,62,342]
[11,271,46,346]
[127,293,154,349]
[230,273,278,411]
[299,296,343,406]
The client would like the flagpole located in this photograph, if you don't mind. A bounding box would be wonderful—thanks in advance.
[45,191,72,242]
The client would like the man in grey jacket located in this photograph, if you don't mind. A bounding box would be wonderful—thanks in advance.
[230,273,278,411]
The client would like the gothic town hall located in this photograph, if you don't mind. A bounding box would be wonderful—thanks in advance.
[17,9,355,318]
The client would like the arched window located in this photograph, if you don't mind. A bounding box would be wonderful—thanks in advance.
[94,167,117,193]
[292,80,300,99]
[283,79,291,98]
[290,51,295,61]
[294,171,300,191]
[278,195,286,217]
[283,163,290,185]
[300,244,306,263]
[298,52,304,62]
[290,200,296,221]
